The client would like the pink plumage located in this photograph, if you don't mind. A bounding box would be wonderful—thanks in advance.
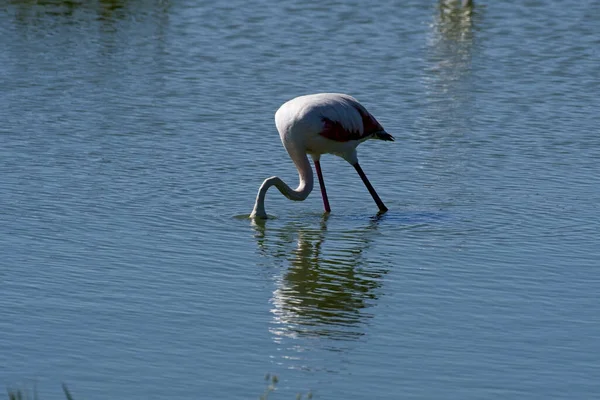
[251,93,393,219]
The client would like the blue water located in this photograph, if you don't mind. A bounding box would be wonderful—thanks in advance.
[1,0,599,399]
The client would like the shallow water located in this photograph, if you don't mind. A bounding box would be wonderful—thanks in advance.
[1,0,599,399]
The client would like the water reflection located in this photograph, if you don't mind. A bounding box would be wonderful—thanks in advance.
[425,0,477,111]
[6,0,169,23]
[416,0,482,199]
[252,216,388,349]
[436,0,475,40]
[8,0,121,19]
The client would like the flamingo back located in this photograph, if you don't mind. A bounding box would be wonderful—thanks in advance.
[275,93,385,142]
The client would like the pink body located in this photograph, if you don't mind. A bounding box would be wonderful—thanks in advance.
[274,93,387,164]
[251,93,393,219]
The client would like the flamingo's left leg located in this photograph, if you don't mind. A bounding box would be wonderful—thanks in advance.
[314,160,331,213]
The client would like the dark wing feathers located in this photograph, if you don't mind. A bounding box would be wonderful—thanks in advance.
[374,131,395,141]
[319,104,391,142]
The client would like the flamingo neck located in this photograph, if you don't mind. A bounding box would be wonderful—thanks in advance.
[251,152,313,219]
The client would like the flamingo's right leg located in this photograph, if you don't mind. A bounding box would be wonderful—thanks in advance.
[353,163,388,213]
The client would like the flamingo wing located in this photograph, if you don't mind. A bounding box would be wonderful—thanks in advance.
[318,98,393,142]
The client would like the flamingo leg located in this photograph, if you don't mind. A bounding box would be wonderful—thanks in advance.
[353,163,388,213]
[314,160,331,213]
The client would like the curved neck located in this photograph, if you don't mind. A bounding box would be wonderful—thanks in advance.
[251,151,313,219]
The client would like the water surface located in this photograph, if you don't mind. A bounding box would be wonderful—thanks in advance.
[1,0,599,399]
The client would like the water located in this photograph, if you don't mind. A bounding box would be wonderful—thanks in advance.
[1,0,599,398]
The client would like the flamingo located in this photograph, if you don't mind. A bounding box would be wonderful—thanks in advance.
[250,93,394,219]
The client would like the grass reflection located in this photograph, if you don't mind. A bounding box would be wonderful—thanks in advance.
[7,0,167,21]
[428,0,478,83]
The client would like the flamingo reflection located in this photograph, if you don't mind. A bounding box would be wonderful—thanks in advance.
[252,215,389,345]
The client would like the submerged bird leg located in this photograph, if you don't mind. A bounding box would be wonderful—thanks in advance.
[353,163,388,213]
[314,160,331,213]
